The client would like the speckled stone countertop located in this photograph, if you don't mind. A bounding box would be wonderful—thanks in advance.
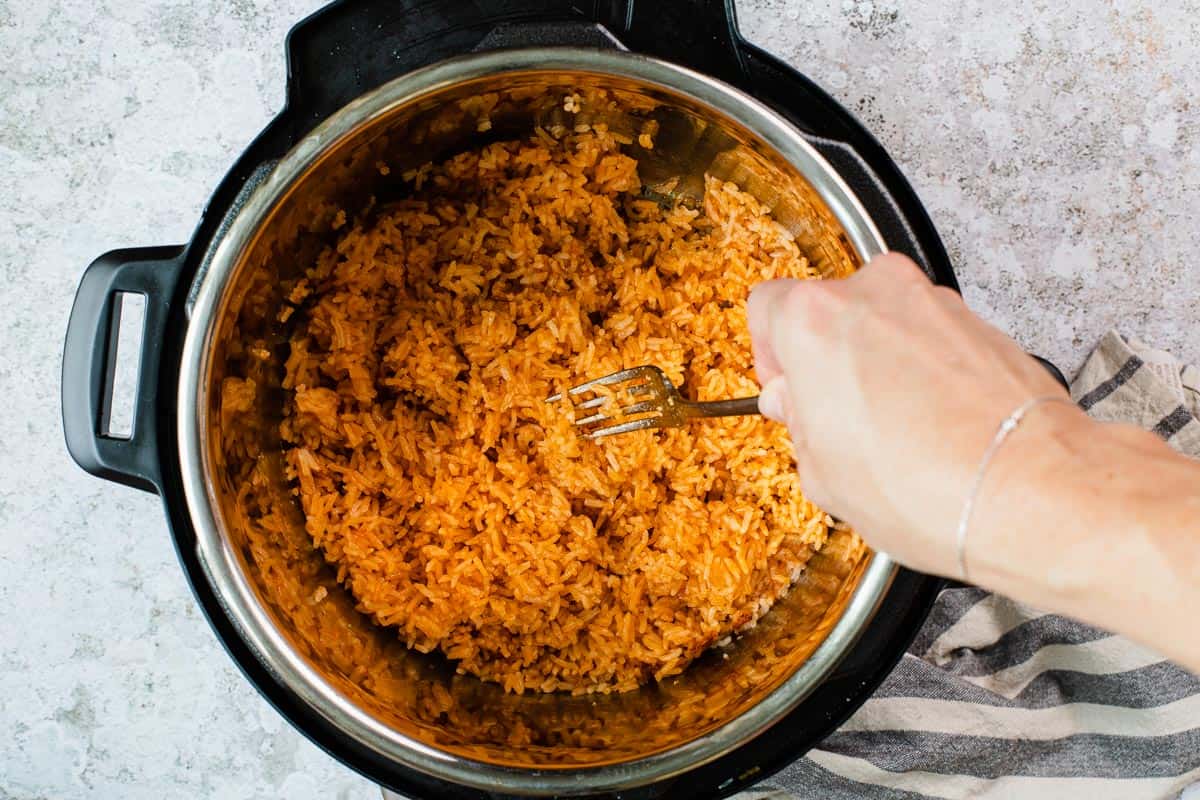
[1,1,1196,798]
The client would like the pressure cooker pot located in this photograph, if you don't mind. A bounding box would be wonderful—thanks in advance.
[64,3,951,798]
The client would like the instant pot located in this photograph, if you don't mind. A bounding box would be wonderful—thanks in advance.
[63,2,955,797]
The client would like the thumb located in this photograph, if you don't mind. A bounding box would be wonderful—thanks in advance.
[757,375,791,424]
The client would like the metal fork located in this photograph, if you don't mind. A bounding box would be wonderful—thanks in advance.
[546,365,761,439]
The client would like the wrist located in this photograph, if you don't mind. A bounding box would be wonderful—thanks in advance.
[964,401,1106,600]
[965,404,1200,670]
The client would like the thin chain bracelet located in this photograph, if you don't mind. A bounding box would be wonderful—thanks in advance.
[955,395,1076,582]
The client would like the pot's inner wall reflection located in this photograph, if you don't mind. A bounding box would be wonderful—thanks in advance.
[205,71,866,768]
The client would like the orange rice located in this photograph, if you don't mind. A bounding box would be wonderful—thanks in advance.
[279,128,832,694]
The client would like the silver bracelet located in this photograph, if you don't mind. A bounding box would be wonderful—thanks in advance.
[955,395,1075,582]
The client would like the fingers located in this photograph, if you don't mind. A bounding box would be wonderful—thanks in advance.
[748,251,929,428]
[748,253,929,520]
[746,279,794,386]
[748,276,842,381]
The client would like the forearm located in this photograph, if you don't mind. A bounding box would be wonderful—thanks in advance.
[746,257,1200,670]
[971,404,1200,671]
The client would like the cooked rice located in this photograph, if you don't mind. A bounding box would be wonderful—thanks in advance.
[278,128,831,694]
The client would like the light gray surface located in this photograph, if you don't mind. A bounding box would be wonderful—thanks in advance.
[0,1,1196,798]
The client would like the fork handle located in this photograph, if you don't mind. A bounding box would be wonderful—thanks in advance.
[683,396,762,419]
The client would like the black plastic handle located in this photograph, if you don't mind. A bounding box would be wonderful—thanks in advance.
[282,0,751,124]
[284,0,603,123]
[609,0,748,86]
[1033,354,1069,389]
[62,246,186,494]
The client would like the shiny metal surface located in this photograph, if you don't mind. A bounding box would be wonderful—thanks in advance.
[551,364,763,439]
[176,48,893,795]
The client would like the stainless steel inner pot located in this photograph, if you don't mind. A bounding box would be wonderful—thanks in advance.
[176,48,893,795]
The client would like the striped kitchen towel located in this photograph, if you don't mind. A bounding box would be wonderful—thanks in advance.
[743,331,1200,800]
[1073,331,1200,454]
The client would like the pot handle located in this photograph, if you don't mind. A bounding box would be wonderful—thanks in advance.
[62,246,186,494]
[285,0,751,122]
[612,0,748,85]
[1033,355,1069,389]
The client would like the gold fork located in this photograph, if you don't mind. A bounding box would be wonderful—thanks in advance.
[547,365,762,439]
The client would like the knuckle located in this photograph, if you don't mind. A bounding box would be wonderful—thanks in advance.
[871,252,927,285]
[930,284,963,306]
[781,281,846,324]
[775,281,813,318]
[780,282,814,314]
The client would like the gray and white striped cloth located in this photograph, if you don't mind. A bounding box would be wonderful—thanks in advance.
[744,331,1200,800]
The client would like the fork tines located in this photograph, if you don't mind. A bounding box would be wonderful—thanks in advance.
[546,366,664,439]
[545,367,648,403]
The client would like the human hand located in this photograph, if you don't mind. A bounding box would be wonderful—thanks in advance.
[747,253,1072,577]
